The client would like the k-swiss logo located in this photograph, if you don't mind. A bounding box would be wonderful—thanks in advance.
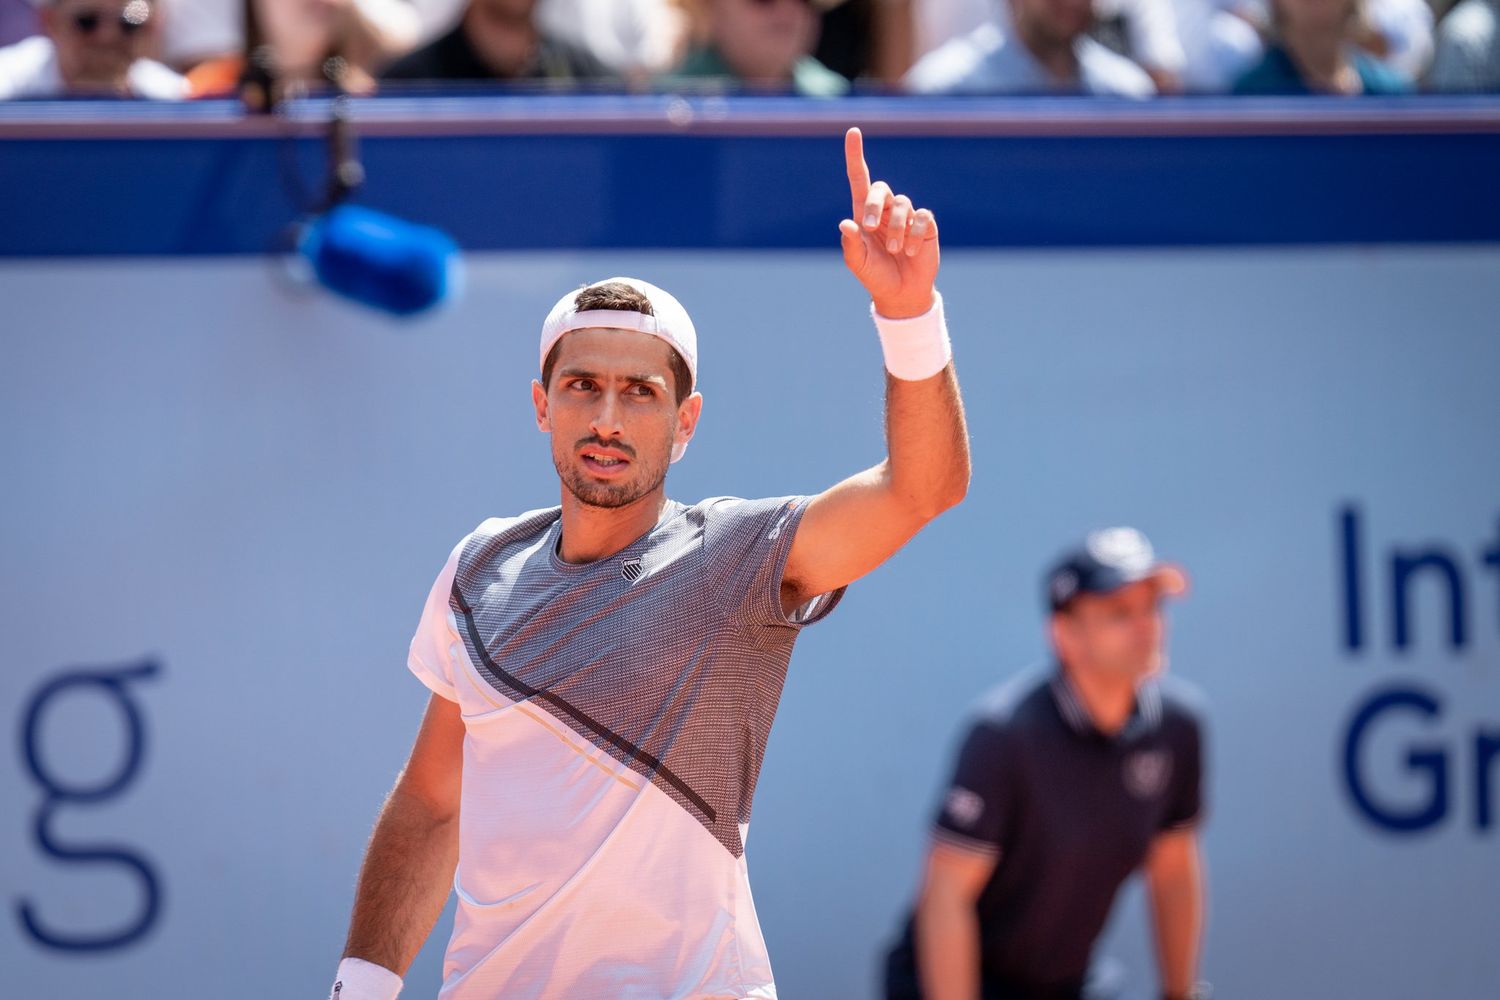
[1124,749,1172,800]
[621,558,644,582]
[944,787,985,829]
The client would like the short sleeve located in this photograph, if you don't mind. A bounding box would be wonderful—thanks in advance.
[931,721,1012,859]
[700,495,846,629]
[1160,713,1205,832]
[406,537,468,703]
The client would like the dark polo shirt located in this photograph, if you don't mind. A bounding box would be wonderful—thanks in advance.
[886,667,1205,1000]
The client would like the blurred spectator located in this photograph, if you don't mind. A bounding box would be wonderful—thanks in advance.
[0,0,186,98]
[1172,0,1265,92]
[911,0,991,57]
[1232,0,1413,92]
[815,0,917,85]
[1,0,39,46]
[912,0,1181,88]
[668,0,850,95]
[182,0,421,98]
[157,0,244,69]
[1426,0,1497,88]
[1094,0,1189,90]
[380,0,610,83]
[904,0,1156,93]
[1356,0,1433,77]
[534,0,687,77]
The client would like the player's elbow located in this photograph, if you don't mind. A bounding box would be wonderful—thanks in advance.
[391,770,461,827]
[908,467,969,522]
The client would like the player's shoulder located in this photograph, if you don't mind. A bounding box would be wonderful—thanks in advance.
[455,506,563,562]
[691,494,801,511]
[969,666,1055,735]
[689,494,807,528]
[468,505,562,539]
[1153,674,1209,736]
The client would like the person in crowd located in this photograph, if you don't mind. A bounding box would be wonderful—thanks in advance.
[183,0,421,98]
[1169,0,1265,92]
[380,0,611,85]
[885,527,1208,1000]
[159,0,418,73]
[813,0,918,86]
[532,0,687,79]
[1092,0,1190,90]
[908,0,1183,89]
[0,0,186,98]
[1232,0,1413,92]
[668,0,851,93]
[1356,0,1434,80]
[1427,0,1500,90]
[904,0,1157,94]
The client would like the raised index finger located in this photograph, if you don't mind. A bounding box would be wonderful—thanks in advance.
[845,127,870,219]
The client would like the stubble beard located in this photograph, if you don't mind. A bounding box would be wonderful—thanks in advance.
[554,445,670,511]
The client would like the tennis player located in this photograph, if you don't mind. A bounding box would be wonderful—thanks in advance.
[328,127,971,999]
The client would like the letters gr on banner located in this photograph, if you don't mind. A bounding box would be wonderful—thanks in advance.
[1337,505,1500,834]
[16,659,164,952]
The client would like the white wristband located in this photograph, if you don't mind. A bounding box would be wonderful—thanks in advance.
[872,290,952,381]
[330,958,403,1000]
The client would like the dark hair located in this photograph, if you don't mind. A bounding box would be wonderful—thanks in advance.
[541,282,693,405]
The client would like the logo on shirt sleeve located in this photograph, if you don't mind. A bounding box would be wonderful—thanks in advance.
[943,787,986,829]
[1124,749,1173,800]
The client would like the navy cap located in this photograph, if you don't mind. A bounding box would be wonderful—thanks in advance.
[1046,527,1188,612]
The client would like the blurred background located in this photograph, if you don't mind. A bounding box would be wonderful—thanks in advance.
[2,1,1499,997]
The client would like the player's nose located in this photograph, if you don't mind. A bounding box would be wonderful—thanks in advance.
[589,392,626,438]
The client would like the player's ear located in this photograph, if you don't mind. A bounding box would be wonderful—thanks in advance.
[676,392,703,449]
[1048,612,1070,658]
[532,379,551,433]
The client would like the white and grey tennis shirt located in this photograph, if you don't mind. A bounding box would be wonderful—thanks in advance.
[408,495,844,999]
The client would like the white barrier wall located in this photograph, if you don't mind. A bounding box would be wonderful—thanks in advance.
[3,246,1498,999]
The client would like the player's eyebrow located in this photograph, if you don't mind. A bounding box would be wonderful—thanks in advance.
[560,367,668,389]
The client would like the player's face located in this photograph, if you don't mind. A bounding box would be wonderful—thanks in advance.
[532,329,697,510]
[1054,578,1167,682]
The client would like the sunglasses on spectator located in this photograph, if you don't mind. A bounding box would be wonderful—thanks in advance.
[70,3,151,36]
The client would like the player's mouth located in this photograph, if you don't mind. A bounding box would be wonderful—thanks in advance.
[580,449,632,477]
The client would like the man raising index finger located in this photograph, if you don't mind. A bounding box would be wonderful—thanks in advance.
[784,127,966,611]
[328,127,969,1000]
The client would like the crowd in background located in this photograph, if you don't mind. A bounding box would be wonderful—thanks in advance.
[0,0,1496,102]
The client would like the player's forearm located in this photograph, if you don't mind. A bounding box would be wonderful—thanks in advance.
[883,363,970,521]
[915,889,983,1000]
[342,784,459,975]
[1149,867,1203,996]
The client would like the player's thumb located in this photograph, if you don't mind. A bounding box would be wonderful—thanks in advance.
[839,219,866,272]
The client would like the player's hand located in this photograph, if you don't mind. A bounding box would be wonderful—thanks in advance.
[839,127,940,320]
